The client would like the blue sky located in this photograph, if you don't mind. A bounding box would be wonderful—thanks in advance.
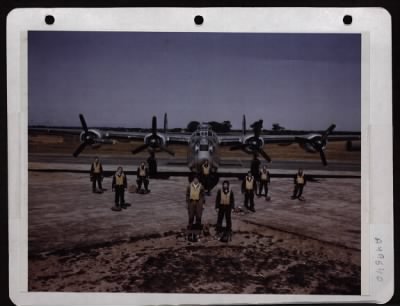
[28,31,361,131]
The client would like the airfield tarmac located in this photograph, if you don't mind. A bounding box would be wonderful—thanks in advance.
[28,134,361,294]
[29,153,360,174]
[28,173,361,294]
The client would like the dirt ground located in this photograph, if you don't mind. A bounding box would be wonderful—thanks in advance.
[28,171,361,294]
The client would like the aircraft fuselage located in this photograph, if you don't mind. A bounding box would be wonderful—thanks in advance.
[187,124,220,173]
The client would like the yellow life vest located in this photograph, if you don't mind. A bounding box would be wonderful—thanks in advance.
[115,174,125,186]
[190,183,201,201]
[296,174,304,184]
[261,171,268,181]
[202,164,210,175]
[220,190,231,205]
[139,167,146,177]
[93,162,101,173]
[245,177,254,190]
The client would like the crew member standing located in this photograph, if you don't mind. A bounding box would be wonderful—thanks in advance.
[186,176,205,229]
[136,161,150,193]
[291,168,306,201]
[112,166,127,210]
[250,154,261,192]
[242,171,257,212]
[90,157,103,193]
[215,180,235,234]
[259,165,271,200]
[201,160,211,195]
[147,151,157,177]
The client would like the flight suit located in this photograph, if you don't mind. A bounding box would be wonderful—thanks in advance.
[147,155,157,177]
[112,172,127,209]
[242,175,257,211]
[215,188,235,232]
[292,173,306,199]
[90,161,103,192]
[136,166,150,192]
[186,182,205,228]
[201,162,211,194]
[258,169,271,198]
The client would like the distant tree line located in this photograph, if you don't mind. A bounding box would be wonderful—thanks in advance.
[186,121,232,133]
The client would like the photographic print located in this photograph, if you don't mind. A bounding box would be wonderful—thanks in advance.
[27,31,361,294]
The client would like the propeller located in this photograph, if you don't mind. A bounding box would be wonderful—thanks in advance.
[131,115,175,156]
[131,143,150,155]
[73,114,113,157]
[164,113,168,134]
[230,119,271,162]
[294,124,336,166]
[73,142,87,158]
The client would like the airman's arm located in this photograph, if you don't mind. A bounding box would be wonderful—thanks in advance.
[215,190,221,209]
[186,186,190,203]
[111,175,116,191]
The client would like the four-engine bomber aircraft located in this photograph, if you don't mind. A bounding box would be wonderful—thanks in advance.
[30,113,360,172]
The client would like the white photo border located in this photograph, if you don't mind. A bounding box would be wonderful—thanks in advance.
[7,7,393,305]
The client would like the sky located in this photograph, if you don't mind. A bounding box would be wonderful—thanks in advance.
[28,31,361,131]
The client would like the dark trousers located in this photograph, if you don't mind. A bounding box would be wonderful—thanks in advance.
[244,190,255,209]
[188,200,203,226]
[201,174,210,192]
[292,184,304,198]
[259,180,269,196]
[217,206,232,232]
[114,186,125,206]
[92,174,102,191]
[137,177,149,191]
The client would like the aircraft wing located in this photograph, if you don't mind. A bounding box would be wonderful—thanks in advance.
[217,135,244,145]
[260,134,361,144]
[29,127,148,141]
[217,133,361,146]
[166,133,191,144]
[29,127,84,136]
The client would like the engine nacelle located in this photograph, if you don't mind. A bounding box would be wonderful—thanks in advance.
[298,134,327,153]
[242,135,264,153]
[79,129,103,143]
[144,133,166,148]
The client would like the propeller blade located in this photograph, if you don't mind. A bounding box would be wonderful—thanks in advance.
[79,114,89,133]
[131,143,149,155]
[251,120,263,138]
[152,116,157,135]
[242,114,246,135]
[322,124,336,139]
[257,149,271,163]
[73,143,87,157]
[319,149,328,166]
[322,124,336,141]
[159,145,175,156]
[164,113,168,134]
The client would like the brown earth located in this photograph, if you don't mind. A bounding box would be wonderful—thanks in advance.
[29,225,360,294]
